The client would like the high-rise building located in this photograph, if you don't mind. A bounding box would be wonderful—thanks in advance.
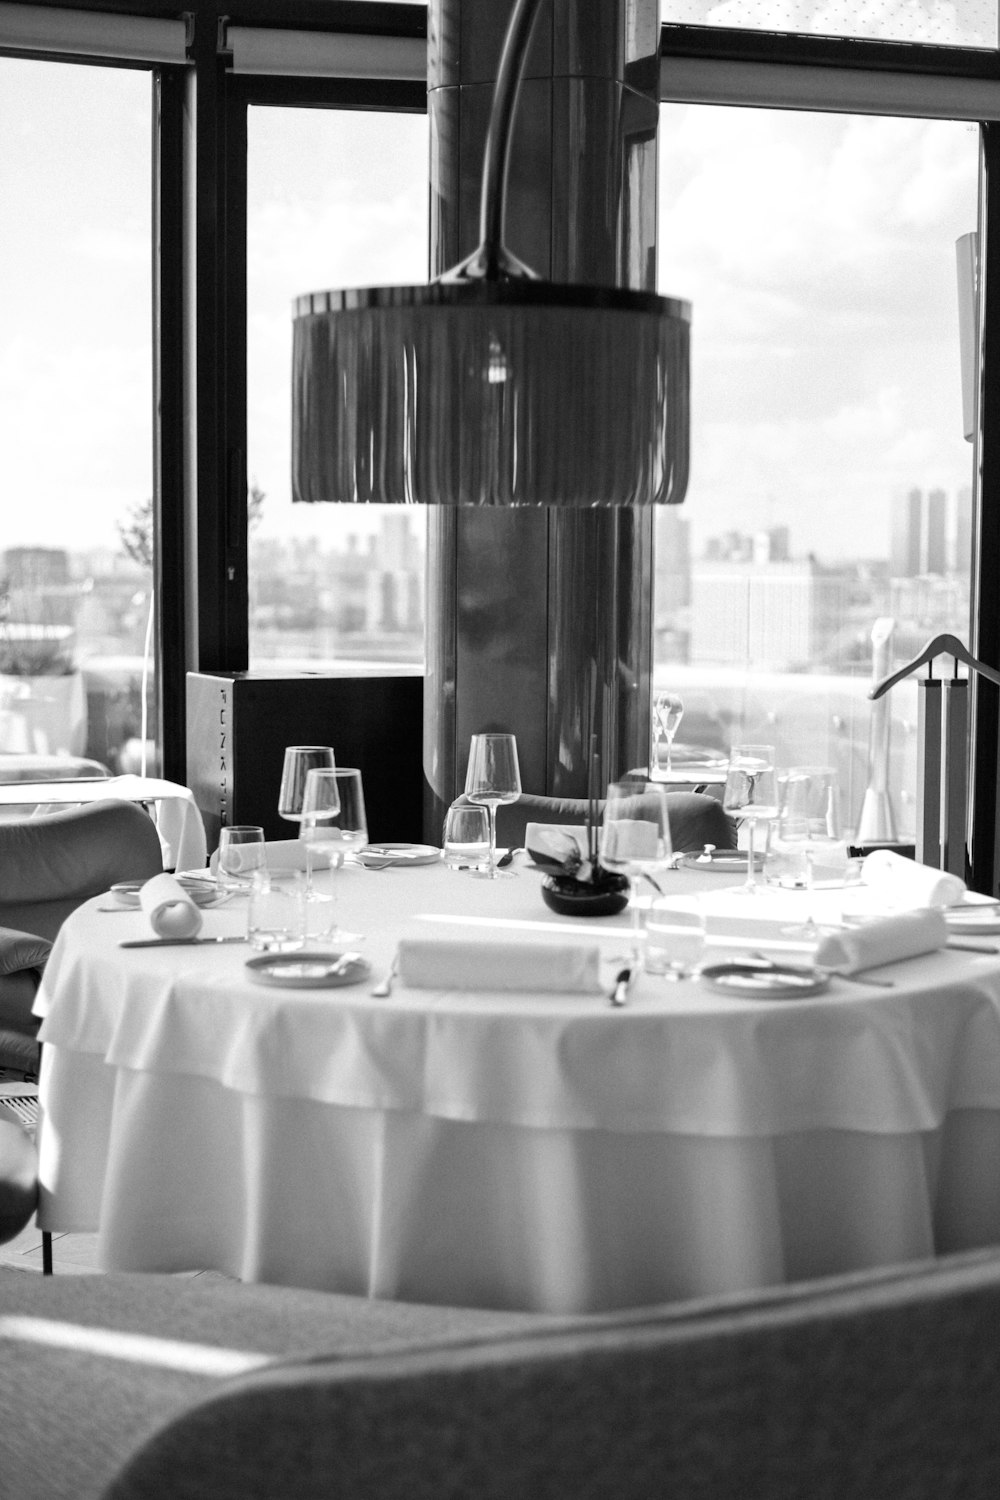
[924,488,947,575]
[890,488,922,577]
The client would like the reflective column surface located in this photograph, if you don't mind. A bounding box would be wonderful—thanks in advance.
[424,0,662,829]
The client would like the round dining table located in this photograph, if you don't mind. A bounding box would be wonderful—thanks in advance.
[33,853,1000,1314]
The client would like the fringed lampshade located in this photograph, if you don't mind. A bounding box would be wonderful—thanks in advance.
[290,0,691,508]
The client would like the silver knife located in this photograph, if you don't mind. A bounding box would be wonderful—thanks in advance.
[119,935,247,949]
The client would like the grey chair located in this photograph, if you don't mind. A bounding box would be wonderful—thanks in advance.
[0,800,164,1079]
[484,789,738,853]
[1,1247,997,1499]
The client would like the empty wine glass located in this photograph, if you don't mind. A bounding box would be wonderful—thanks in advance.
[299,767,367,943]
[652,692,684,776]
[722,744,779,895]
[278,746,335,832]
[778,766,843,937]
[464,733,521,879]
[296,766,340,896]
[600,781,674,965]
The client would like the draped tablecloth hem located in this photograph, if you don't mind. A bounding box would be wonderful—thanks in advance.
[32,1038,1000,1138]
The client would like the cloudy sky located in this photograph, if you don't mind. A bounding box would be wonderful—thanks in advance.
[0,24,984,566]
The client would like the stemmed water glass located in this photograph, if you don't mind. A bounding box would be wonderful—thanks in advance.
[464,733,521,879]
[600,781,674,965]
[778,766,842,937]
[278,748,335,831]
[722,743,779,895]
[652,692,684,776]
[299,767,368,943]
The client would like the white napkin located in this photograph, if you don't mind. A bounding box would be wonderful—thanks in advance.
[397,935,602,993]
[602,819,659,862]
[139,873,204,939]
[816,908,947,974]
[524,823,590,868]
[861,850,966,909]
[209,839,308,875]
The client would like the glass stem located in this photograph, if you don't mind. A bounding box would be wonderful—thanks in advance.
[630,895,644,964]
[487,803,499,879]
[304,844,314,896]
[745,819,757,893]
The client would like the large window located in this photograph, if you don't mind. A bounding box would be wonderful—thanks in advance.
[0,57,155,782]
[246,103,429,674]
[654,103,978,841]
[663,1,997,48]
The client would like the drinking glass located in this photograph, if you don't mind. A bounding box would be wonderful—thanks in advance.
[443,804,491,871]
[299,767,368,942]
[652,692,684,776]
[645,902,706,978]
[722,744,779,895]
[216,825,266,894]
[464,733,521,879]
[777,766,844,936]
[600,781,674,962]
[278,746,335,828]
[247,870,306,953]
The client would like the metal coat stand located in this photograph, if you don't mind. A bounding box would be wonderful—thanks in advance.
[870,633,1000,877]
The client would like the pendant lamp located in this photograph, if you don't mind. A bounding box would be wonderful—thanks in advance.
[291,0,690,508]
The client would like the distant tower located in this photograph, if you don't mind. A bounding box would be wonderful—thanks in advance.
[924,488,947,575]
[891,489,922,577]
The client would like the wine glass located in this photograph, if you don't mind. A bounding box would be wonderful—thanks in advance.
[464,733,521,879]
[722,744,779,895]
[778,766,842,937]
[278,746,335,830]
[299,767,367,943]
[296,766,340,896]
[600,781,674,966]
[652,692,684,776]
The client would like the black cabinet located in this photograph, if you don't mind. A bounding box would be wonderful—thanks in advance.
[186,671,424,854]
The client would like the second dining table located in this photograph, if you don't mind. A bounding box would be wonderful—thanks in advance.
[33,850,1000,1314]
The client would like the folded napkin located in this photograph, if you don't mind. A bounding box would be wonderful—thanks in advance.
[861,850,965,909]
[524,823,590,872]
[397,934,602,993]
[815,908,948,974]
[139,873,204,939]
[209,839,308,875]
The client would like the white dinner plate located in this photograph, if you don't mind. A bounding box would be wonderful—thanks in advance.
[245,952,372,988]
[359,843,441,866]
[700,961,830,999]
[109,877,224,909]
[677,851,764,873]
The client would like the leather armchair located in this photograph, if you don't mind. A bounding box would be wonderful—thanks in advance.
[483,790,738,852]
[0,800,163,1077]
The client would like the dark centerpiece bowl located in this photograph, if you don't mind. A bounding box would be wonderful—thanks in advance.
[541,866,629,918]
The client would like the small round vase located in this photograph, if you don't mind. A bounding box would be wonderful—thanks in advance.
[540,869,630,918]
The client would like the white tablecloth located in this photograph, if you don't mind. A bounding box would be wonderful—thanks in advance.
[0,773,207,872]
[34,859,1000,1313]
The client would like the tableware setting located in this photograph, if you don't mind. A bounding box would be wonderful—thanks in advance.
[107,875,225,911]
[464,731,522,879]
[442,804,491,872]
[215,825,267,894]
[247,869,307,953]
[773,766,845,937]
[246,950,371,988]
[298,767,368,943]
[721,743,779,895]
[138,871,205,939]
[651,691,684,775]
[359,843,443,870]
[600,780,674,959]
